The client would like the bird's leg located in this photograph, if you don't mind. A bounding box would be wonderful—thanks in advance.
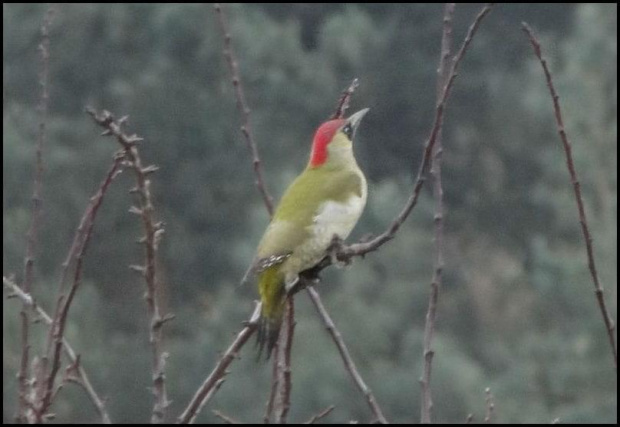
[287,273,319,296]
[327,234,350,268]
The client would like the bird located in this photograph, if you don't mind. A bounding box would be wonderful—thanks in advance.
[245,108,370,358]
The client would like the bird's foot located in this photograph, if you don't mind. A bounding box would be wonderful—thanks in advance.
[327,234,351,268]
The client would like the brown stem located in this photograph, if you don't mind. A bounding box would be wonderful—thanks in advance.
[177,303,261,424]
[213,3,274,217]
[16,6,54,422]
[331,78,360,120]
[264,340,279,424]
[38,155,122,422]
[86,108,171,422]
[306,286,388,424]
[273,298,294,424]
[522,22,617,369]
[3,276,112,424]
[420,3,454,424]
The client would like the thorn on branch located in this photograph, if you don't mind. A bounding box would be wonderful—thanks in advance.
[118,115,129,126]
[129,265,146,275]
[129,206,143,216]
[126,134,144,144]
[331,78,360,120]
[153,313,176,329]
[141,165,160,175]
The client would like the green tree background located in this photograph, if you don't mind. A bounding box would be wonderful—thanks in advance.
[3,3,617,423]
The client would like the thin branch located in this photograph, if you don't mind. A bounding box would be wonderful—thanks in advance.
[177,303,261,424]
[331,78,360,120]
[304,405,335,424]
[306,285,388,424]
[309,4,494,270]
[273,298,295,424]
[213,3,274,217]
[16,6,54,422]
[420,3,454,424]
[4,276,112,424]
[37,154,123,422]
[522,22,617,369]
[86,108,171,422]
[264,339,280,424]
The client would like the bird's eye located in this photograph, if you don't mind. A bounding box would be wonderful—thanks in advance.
[342,123,353,139]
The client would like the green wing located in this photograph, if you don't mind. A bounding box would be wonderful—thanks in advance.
[256,167,362,259]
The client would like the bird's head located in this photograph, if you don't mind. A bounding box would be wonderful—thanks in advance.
[309,108,369,168]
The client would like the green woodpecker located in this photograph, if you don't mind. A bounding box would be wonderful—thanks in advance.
[248,108,369,358]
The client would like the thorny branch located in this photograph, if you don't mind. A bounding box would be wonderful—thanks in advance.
[37,154,123,423]
[272,298,295,424]
[86,107,172,422]
[420,3,454,424]
[16,6,54,423]
[264,338,280,423]
[3,276,112,424]
[331,78,360,120]
[213,3,275,217]
[177,303,261,424]
[522,22,617,369]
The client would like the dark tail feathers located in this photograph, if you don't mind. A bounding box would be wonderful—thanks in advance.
[256,315,282,361]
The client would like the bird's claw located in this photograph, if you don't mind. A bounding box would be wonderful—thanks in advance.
[328,234,351,268]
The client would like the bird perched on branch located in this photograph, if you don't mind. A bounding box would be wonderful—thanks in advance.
[245,108,370,358]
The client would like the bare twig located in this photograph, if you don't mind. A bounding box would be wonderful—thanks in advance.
[484,387,494,423]
[37,155,122,422]
[264,340,279,423]
[178,303,261,424]
[272,298,295,424]
[306,285,388,424]
[4,276,112,424]
[522,22,617,369]
[16,6,54,423]
[264,339,280,423]
[331,78,360,120]
[420,3,454,424]
[304,405,335,424]
[213,3,274,217]
[86,108,171,422]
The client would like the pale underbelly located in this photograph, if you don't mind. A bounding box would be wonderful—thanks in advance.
[281,195,365,282]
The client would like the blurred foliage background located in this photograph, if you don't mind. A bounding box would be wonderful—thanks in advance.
[3,3,617,424]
